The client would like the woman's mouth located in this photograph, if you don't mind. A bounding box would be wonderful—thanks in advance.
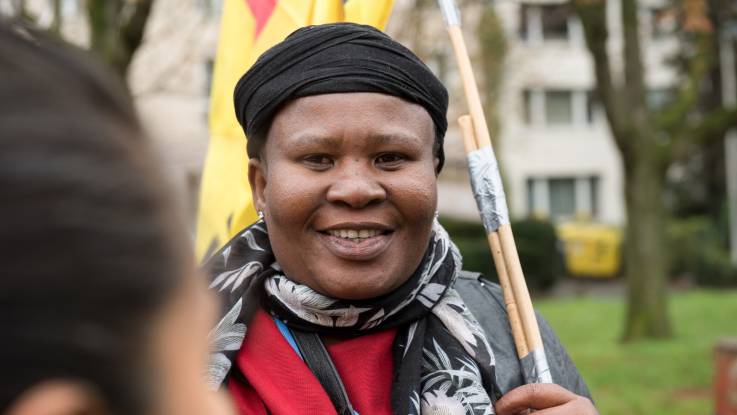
[317,227,394,261]
[326,228,384,241]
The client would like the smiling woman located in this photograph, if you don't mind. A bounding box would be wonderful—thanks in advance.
[253,93,438,300]
[204,22,596,415]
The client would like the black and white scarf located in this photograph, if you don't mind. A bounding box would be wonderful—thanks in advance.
[205,220,500,414]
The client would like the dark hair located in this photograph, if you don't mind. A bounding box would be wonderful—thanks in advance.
[0,22,187,414]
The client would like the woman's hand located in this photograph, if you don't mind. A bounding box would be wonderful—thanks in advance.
[494,383,598,415]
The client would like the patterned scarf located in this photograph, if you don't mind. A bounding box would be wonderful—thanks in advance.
[205,220,500,414]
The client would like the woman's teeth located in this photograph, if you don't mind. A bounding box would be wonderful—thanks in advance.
[327,229,382,241]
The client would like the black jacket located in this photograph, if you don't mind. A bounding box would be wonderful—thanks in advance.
[456,271,592,399]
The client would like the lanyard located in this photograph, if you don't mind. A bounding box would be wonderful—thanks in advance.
[273,317,359,415]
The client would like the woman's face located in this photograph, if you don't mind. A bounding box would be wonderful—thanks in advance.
[249,92,439,300]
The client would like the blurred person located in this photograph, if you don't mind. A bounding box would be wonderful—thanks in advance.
[0,22,234,415]
[205,23,597,415]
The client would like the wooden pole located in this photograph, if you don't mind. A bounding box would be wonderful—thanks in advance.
[459,115,528,358]
[448,26,493,149]
[442,4,552,383]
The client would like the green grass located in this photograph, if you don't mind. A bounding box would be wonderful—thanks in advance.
[536,289,737,415]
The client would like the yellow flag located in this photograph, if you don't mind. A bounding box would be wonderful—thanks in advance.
[196,0,395,261]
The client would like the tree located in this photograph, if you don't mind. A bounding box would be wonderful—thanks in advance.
[476,1,507,158]
[572,0,737,340]
[85,0,154,79]
[668,0,737,227]
[1,0,155,82]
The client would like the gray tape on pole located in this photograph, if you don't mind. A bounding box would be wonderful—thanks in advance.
[437,0,461,27]
[520,348,553,384]
[519,352,537,385]
[532,347,553,384]
[467,146,510,233]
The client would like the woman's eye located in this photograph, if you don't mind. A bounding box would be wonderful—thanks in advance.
[375,153,405,167]
[302,155,333,169]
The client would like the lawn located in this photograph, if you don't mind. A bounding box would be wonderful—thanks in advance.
[536,289,737,415]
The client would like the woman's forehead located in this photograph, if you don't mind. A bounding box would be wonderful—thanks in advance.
[265,93,434,153]
[271,93,433,134]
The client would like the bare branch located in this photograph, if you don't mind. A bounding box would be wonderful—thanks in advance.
[573,0,632,158]
[621,0,647,108]
[50,0,62,34]
[85,0,156,80]
[120,0,155,67]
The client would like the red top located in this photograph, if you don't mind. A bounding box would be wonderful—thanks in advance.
[228,309,396,415]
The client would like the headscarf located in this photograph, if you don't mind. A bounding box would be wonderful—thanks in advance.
[205,220,501,414]
[233,22,449,171]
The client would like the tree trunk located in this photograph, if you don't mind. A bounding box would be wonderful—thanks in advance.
[573,0,673,341]
[477,3,507,147]
[87,0,128,77]
[622,150,672,340]
[86,0,154,81]
[50,0,62,35]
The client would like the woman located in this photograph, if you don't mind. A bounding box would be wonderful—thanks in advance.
[205,23,596,415]
[0,23,233,415]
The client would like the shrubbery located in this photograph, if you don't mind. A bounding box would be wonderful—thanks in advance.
[667,216,737,287]
[440,216,563,294]
[442,214,737,290]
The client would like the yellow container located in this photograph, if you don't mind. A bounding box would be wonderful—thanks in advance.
[556,221,623,278]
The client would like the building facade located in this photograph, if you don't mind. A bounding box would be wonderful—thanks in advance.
[426,0,677,225]
[5,0,679,228]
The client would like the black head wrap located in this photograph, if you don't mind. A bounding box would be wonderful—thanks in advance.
[234,22,449,171]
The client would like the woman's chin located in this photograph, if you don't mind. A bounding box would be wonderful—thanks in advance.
[310,270,405,301]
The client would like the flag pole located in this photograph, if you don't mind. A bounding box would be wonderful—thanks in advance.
[439,0,552,384]
[458,116,528,359]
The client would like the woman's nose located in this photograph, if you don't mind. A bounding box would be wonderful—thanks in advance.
[325,168,387,209]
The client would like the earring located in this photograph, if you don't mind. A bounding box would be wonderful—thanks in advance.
[434,210,439,220]
[258,210,264,219]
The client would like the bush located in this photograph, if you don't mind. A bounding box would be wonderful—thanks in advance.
[693,249,737,287]
[667,216,715,278]
[666,216,737,287]
[440,216,563,293]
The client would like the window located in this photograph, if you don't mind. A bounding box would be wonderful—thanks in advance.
[541,4,571,41]
[646,89,672,111]
[586,91,598,124]
[522,89,533,124]
[519,3,573,43]
[523,89,597,126]
[526,176,600,221]
[519,4,531,41]
[589,176,600,219]
[650,6,677,39]
[62,0,79,16]
[545,90,573,124]
[549,178,576,219]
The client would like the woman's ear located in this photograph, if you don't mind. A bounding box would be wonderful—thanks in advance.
[7,381,109,415]
[247,158,267,214]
